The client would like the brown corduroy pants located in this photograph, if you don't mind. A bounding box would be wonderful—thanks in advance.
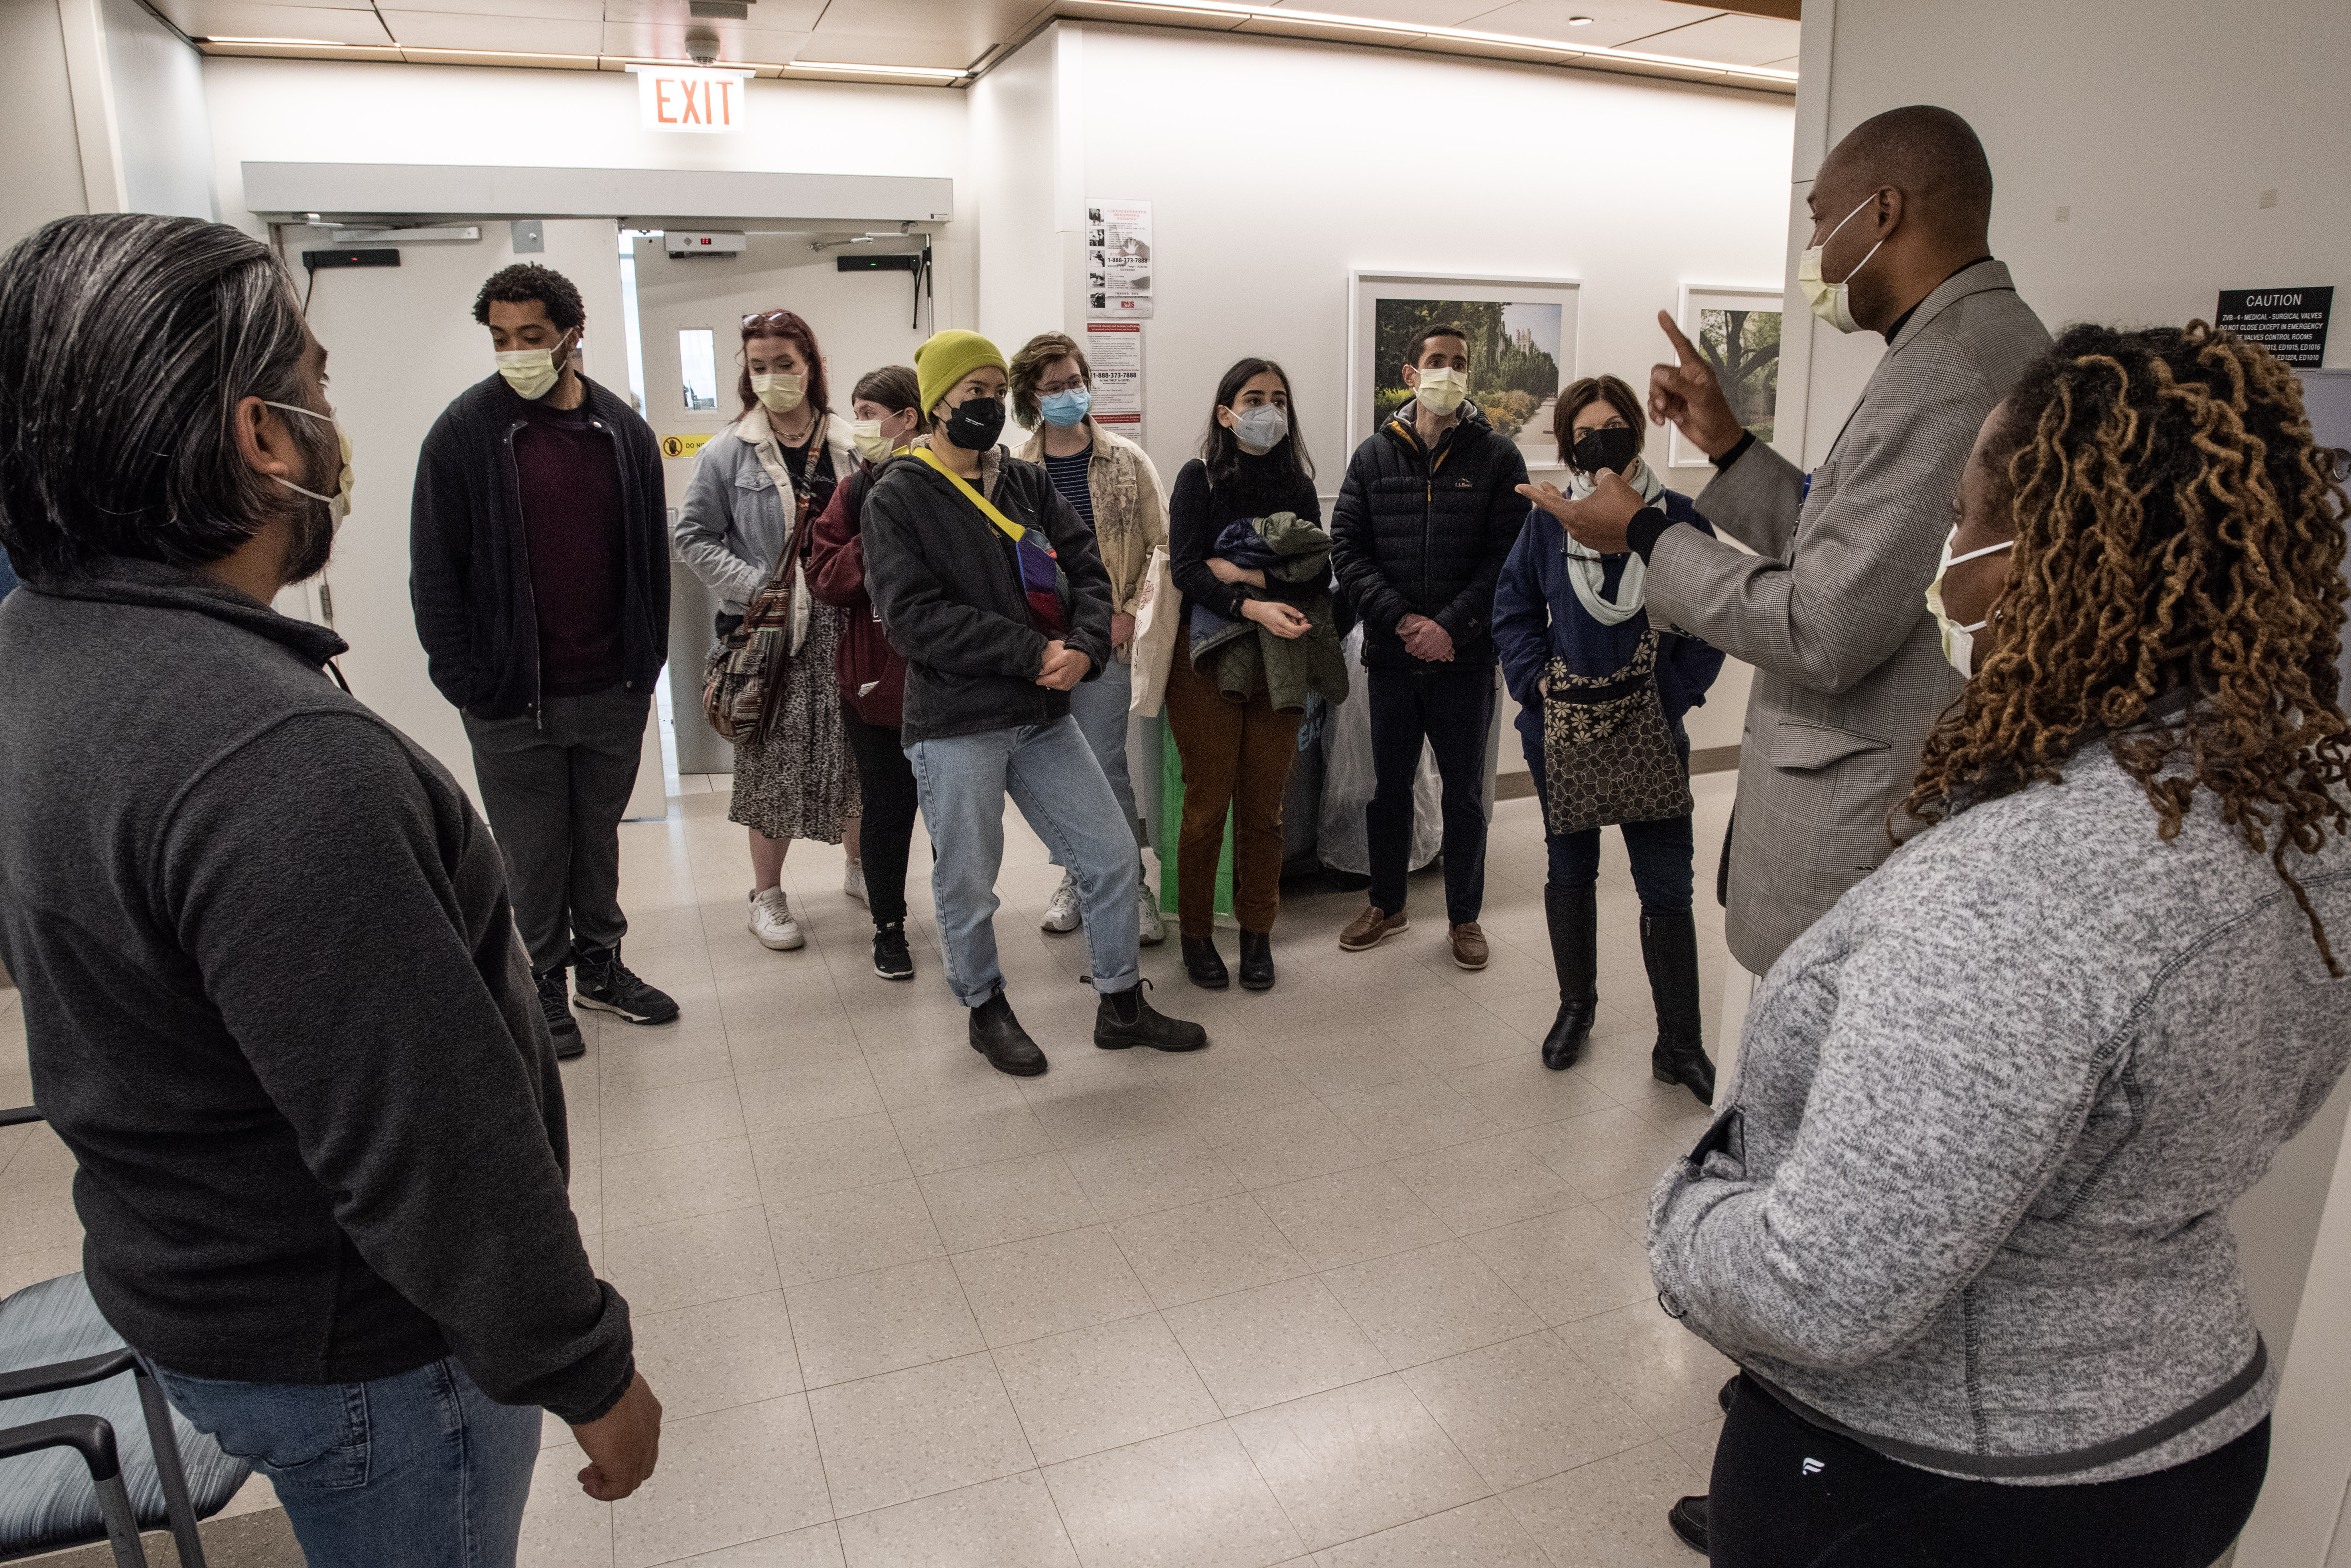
[1161,653,1304,939]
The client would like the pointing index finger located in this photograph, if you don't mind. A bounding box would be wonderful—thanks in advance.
[1657,309,1702,368]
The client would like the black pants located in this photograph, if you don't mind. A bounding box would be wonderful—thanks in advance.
[840,704,920,928]
[1711,1375,2270,1568]
[1366,662,1492,924]
[462,686,650,975]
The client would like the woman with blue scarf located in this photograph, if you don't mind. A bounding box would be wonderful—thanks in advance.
[1494,375,1724,1098]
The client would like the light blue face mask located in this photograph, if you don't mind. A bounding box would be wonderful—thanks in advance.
[1039,387,1092,428]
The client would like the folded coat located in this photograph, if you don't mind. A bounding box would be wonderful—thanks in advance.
[1186,511,1350,713]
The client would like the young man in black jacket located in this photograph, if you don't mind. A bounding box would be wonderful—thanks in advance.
[1329,323,1531,971]
[411,263,677,1055]
[862,331,1207,1077]
[0,213,660,1567]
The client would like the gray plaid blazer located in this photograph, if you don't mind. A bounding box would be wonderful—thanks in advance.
[1647,260,2049,974]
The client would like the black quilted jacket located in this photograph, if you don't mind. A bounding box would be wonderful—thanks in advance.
[1329,398,1529,672]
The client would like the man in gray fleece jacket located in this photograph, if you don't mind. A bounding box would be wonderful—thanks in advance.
[0,213,660,1567]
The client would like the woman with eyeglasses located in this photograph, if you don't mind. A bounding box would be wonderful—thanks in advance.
[1494,374,1723,1099]
[1008,331,1171,948]
[674,308,860,953]
[807,364,925,982]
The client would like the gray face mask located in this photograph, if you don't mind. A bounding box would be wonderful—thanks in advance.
[1230,403,1288,455]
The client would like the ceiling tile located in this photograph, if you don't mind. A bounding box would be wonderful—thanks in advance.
[377,10,606,50]
[150,0,394,43]
[1452,0,1726,48]
[1614,9,1798,63]
[800,0,1044,58]
[790,31,983,69]
[389,0,607,17]
[597,19,811,63]
[602,0,829,26]
[1263,0,1502,22]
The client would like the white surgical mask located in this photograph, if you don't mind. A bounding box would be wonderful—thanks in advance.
[494,330,574,400]
[264,400,353,530]
[1797,195,1886,335]
[1924,530,2012,678]
[1229,403,1288,455]
[851,418,893,464]
[1413,366,1470,416]
[751,371,805,413]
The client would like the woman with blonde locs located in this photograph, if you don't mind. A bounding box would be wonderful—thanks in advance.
[674,308,861,954]
[1652,322,2351,1568]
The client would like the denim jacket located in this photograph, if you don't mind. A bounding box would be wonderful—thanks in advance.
[672,413,858,616]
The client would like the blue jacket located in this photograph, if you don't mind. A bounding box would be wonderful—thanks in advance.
[1493,487,1725,744]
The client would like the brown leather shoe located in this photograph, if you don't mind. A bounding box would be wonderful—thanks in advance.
[1338,904,1407,951]
[1448,922,1490,971]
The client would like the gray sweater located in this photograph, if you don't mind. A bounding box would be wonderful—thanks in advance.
[0,561,631,1424]
[1649,737,2351,1484]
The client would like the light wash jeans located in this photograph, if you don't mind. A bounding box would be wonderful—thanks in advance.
[1060,657,1144,853]
[152,1355,542,1568]
[906,716,1141,1005]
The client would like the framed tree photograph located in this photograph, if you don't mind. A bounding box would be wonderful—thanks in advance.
[1672,284,1784,467]
[1349,271,1581,479]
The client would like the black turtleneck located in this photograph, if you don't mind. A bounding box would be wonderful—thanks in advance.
[1168,449,1324,622]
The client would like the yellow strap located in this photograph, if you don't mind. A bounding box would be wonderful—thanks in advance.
[914,447,1027,544]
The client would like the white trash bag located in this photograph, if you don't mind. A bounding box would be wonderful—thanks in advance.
[1316,623,1444,875]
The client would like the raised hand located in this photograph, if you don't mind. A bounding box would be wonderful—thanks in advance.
[1515,469,1647,555]
[1649,310,1747,459]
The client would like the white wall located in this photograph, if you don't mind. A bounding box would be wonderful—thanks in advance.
[101,0,215,221]
[1777,3,2351,1562]
[1056,23,1790,760]
[0,0,92,250]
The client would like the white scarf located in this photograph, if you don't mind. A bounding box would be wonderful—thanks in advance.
[1561,456,1666,626]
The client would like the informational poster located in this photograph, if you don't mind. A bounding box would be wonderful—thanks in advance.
[1086,199,1154,319]
[2215,286,2333,367]
[1085,321,1144,447]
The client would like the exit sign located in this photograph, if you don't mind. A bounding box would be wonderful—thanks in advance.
[625,65,755,134]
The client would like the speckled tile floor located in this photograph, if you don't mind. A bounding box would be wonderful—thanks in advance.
[0,771,1740,1568]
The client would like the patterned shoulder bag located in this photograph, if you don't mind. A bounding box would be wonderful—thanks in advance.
[1541,628,1694,836]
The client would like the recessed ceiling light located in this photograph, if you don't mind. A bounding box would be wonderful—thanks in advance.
[1567,15,1596,24]
[203,35,351,44]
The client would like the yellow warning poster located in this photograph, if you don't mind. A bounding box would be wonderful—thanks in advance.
[660,433,714,459]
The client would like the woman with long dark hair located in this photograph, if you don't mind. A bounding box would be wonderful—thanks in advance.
[1652,323,2351,1566]
[1163,357,1324,990]
[674,308,859,953]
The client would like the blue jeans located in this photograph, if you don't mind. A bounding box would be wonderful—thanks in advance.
[152,1356,541,1568]
[1367,663,1494,924]
[906,717,1141,1005]
[1517,711,1696,914]
[1059,658,1145,854]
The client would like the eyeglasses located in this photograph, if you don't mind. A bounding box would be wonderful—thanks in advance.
[1037,374,1088,395]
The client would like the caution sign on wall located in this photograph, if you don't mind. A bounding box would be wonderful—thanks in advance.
[661,433,714,459]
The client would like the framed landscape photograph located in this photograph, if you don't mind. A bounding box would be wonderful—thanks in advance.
[1672,284,1783,467]
[1349,271,1580,478]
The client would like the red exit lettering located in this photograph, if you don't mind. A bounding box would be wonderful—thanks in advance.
[654,77,680,123]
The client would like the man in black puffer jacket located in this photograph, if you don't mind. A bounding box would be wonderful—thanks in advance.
[1329,323,1530,971]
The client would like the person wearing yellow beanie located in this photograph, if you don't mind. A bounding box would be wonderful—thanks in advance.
[858,327,1211,1077]
[914,329,1009,416]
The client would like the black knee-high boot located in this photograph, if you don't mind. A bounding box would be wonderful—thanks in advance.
[1541,884,1598,1070]
[1641,910,1714,1104]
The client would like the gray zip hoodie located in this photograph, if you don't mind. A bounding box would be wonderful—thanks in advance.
[1649,734,2351,1484]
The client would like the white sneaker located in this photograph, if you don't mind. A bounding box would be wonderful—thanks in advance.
[748,887,804,950]
[1137,881,1167,946]
[844,860,868,906]
[1041,871,1082,934]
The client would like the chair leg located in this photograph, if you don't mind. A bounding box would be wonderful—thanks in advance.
[93,1469,148,1568]
[132,1364,208,1568]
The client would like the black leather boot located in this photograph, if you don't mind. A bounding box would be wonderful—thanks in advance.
[1095,980,1209,1052]
[1642,910,1714,1104]
[1541,884,1599,1071]
[1542,888,1598,1072]
[1181,935,1229,989]
[1237,930,1275,991]
[968,985,1047,1076]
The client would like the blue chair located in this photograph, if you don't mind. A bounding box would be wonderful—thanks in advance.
[0,1109,252,1566]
